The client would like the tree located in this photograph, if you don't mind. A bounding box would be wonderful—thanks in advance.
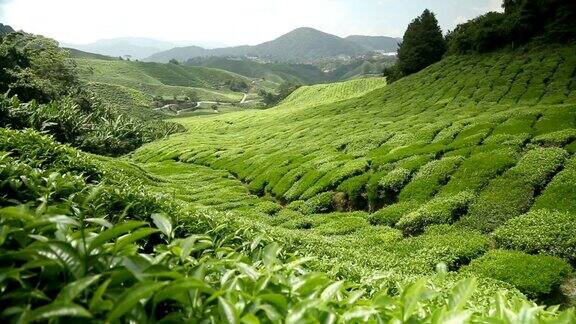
[0,32,81,102]
[397,9,446,76]
[169,58,179,65]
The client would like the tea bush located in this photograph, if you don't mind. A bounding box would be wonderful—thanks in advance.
[462,147,567,232]
[494,209,576,261]
[464,250,572,299]
[397,191,475,235]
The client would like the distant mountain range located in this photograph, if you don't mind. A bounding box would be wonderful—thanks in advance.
[0,23,15,36]
[147,27,402,63]
[62,37,179,60]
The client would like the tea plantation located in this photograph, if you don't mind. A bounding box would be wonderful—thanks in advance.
[3,40,576,321]
[76,58,250,113]
[132,44,576,306]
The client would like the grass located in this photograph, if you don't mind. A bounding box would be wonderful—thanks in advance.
[129,44,576,302]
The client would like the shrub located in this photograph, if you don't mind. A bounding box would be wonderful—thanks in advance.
[533,129,576,147]
[532,157,576,213]
[396,226,490,271]
[336,173,371,210]
[464,250,572,299]
[368,201,416,226]
[440,149,518,195]
[255,200,282,215]
[367,168,411,210]
[462,147,567,232]
[397,191,475,235]
[399,156,464,202]
[494,209,576,261]
[313,213,369,236]
[299,191,335,215]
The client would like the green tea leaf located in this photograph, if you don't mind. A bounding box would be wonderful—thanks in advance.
[88,221,147,252]
[218,297,239,324]
[151,213,172,239]
[56,275,101,303]
[107,281,167,321]
[26,303,92,322]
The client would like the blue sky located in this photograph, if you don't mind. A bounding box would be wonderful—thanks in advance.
[0,0,502,45]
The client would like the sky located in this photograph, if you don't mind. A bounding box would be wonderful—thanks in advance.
[0,0,503,46]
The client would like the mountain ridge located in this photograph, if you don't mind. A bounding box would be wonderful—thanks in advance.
[63,37,179,59]
[147,27,400,63]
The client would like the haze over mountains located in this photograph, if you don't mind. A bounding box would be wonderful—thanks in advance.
[61,37,179,60]
[146,27,402,63]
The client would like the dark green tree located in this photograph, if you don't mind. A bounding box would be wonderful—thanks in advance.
[397,9,446,76]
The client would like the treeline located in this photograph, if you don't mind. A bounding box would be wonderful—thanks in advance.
[447,0,576,54]
[385,0,576,82]
[0,32,183,156]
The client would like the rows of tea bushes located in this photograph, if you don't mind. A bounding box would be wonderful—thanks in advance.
[4,129,574,322]
[132,44,576,301]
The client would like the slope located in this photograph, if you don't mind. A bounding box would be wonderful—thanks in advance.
[133,44,576,300]
[186,56,329,84]
[66,47,115,60]
[0,23,14,36]
[76,58,250,113]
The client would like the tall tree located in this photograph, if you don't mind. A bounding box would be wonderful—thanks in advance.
[397,9,446,76]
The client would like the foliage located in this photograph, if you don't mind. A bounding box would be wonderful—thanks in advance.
[397,191,475,235]
[397,9,446,76]
[494,209,576,261]
[3,129,573,322]
[0,94,183,156]
[447,0,576,54]
[0,32,81,102]
[464,250,572,298]
[260,82,301,106]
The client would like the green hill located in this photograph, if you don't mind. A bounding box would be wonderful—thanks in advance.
[278,77,387,108]
[76,58,251,113]
[148,27,370,63]
[65,47,115,60]
[186,57,329,84]
[133,44,576,300]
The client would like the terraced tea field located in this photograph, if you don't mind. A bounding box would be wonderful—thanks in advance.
[76,58,252,114]
[130,44,576,301]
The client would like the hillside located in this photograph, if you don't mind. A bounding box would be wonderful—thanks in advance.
[147,27,387,63]
[0,23,14,36]
[76,58,252,114]
[346,35,401,52]
[279,77,387,108]
[65,47,115,60]
[133,44,576,302]
[186,56,330,84]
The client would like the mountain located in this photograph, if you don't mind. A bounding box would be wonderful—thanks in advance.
[147,27,390,63]
[345,35,402,52]
[63,37,177,59]
[0,23,15,36]
[246,27,364,62]
[186,56,330,84]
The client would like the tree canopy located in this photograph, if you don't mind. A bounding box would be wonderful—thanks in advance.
[397,9,446,76]
[447,0,576,54]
